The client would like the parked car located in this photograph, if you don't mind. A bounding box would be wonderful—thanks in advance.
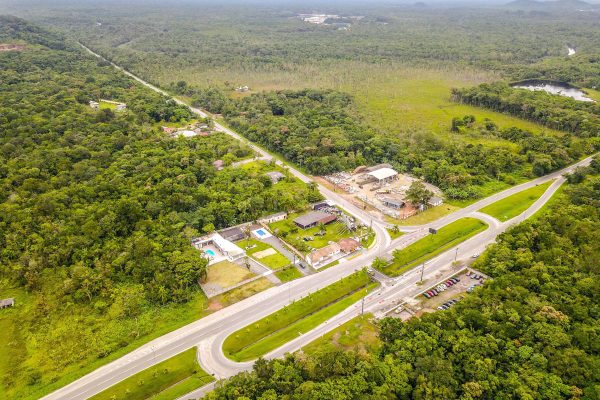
[423,292,431,299]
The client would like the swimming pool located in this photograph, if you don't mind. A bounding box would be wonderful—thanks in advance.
[204,249,216,257]
[252,228,272,239]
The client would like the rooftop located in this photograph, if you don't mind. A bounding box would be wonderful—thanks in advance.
[294,211,335,227]
[368,167,398,181]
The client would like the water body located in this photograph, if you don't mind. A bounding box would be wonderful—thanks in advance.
[512,80,595,102]
[568,47,576,56]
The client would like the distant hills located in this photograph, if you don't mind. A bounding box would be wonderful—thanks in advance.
[505,0,597,9]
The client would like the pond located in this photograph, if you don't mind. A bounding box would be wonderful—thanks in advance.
[511,80,595,102]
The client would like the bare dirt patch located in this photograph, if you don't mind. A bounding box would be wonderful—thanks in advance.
[0,44,25,52]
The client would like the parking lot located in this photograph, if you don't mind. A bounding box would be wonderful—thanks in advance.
[417,269,487,314]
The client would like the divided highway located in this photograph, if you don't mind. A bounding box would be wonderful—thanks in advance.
[43,44,596,400]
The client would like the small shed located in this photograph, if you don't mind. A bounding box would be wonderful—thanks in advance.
[428,197,443,207]
[265,171,286,184]
[382,197,405,209]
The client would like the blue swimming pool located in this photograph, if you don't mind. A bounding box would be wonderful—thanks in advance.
[204,249,216,257]
[256,229,267,237]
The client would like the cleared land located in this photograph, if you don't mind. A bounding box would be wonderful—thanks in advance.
[381,218,488,276]
[388,204,461,226]
[479,181,553,221]
[244,238,291,270]
[208,278,273,311]
[205,260,255,288]
[302,314,381,356]
[88,348,213,400]
[223,271,374,361]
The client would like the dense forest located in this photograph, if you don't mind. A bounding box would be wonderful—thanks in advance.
[207,160,600,400]
[453,82,600,138]
[194,88,597,199]
[0,17,316,399]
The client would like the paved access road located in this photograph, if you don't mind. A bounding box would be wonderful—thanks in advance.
[46,44,595,400]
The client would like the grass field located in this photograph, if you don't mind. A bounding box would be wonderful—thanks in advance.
[244,238,291,270]
[222,271,374,361]
[275,266,303,282]
[205,260,255,288]
[209,278,273,310]
[381,218,488,277]
[387,228,405,240]
[387,204,461,226]
[89,348,213,400]
[479,181,553,221]
[302,314,381,356]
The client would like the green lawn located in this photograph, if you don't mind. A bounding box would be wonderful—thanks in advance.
[275,266,303,282]
[223,271,374,361]
[243,238,291,270]
[381,218,488,277]
[387,228,405,240]
[89,348,213,400]
[302,314,381,356]
[479,181,553,222]
[269,213,360,254]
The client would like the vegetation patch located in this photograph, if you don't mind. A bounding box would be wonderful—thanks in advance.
[479,181,553,221]
[275,266,303,282]
[302,314,381,356]
[244,239,291,270]
[381,218,488,276]
[223,271,374,361]
[89,348,213,400]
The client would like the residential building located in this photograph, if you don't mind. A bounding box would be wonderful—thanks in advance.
[307,243,341,266]
[382,197,405,209]
[260,211,288,224]
[294,211,337,229]
[428,196,444,207]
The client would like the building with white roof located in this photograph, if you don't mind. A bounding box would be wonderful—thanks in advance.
[367,167,398,184]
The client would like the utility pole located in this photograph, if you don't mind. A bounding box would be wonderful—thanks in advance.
[455,247,459,262]
[420,261,425,283]
[361,294,365,315]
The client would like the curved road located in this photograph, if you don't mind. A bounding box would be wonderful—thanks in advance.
[41,44,595,400]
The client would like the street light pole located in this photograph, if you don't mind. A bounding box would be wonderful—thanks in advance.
[420,261,425,283]
[455,247,459,262]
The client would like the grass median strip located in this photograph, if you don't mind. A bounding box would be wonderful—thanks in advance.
[381,217,488,277]
[89,348,213,400]
[223,270,375,362]
[479,181,553,222]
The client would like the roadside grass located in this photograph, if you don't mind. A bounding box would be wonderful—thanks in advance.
[479,181,553,221]
[275,266,303,282]
[98,99,119,110]
[531,183,566,219]
[387,204,461,226]
[302,314,381,356]
[244,238,291,270]
[380,218,488,277]
[223,271,374,361]
[210,278,273,309]
[205,260,255,288]
[1,288,211,400]
[269,216,357,254]
[387,228,405,240]
[88,348,213,400]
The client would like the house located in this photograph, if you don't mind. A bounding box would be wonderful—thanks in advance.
[260,211,288,224]
[219,226,246,242]
[89,101,99,109]
[338,238,361,253]
[294,211,337,229]
[177,130,197,138]
[213,160,224,170]
[265,171,286,184]
[192,233,245,265]
[312,200,335,211]
[367,167,398,184]
[307,243,341,266]
[428,196,444,207]
[0,298,14,309]
[382,197,405,209]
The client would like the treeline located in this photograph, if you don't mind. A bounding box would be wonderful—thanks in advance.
[207,159,600,400]
[452,82,600,138]
[193,88,597,199]
[0,17,313,306]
